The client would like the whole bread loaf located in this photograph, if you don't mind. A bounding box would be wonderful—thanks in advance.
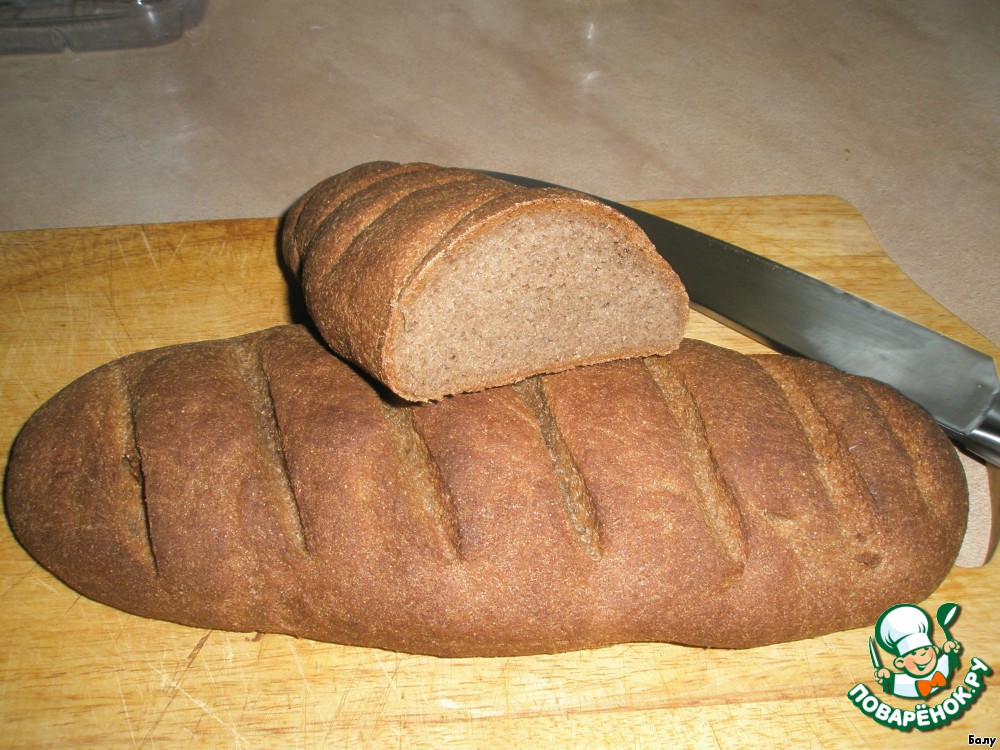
[5,325,966,656]
[281,162,689,401]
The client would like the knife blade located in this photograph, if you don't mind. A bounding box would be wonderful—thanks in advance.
[481,170,1000,469]
[869,637,883,670]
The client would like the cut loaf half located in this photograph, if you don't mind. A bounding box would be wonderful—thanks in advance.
[282,162,689,401]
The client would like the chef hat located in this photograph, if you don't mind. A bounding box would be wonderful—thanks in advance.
[876,604,933,656]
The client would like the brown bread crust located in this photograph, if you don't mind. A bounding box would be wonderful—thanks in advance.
[5,326,967,656]
[282,162,690,401]
[281,160,426,276]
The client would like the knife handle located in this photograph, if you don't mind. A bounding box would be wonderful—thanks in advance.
[956,392,1000,468]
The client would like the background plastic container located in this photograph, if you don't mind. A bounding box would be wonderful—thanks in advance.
[0,0,208,54]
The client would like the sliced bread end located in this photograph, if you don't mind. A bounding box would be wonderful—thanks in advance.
[382,196,689,401]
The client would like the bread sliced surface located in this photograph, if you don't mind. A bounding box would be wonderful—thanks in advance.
[5,325,967,656]
[385,191,690,400]
[284,162,690,401]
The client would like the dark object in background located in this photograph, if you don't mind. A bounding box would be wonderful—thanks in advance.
[0,0,208,54]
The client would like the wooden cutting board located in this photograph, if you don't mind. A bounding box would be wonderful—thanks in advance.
[1,196,997,748]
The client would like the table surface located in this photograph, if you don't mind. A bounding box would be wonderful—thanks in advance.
[1,195,997,748]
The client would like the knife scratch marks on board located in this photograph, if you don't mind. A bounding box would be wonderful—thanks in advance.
[331,670,361,725]
[102,288,131,357]
[112,667,138,748]
[0,345,38,403]
[115,235,130,269]
[102,245,136,356]
[206,239,228,262]
[367,652,401,731]
[62,593,83,615]
[160,233,186,278]
[139,227,162,281]
[372,651,402,699]
[169,681,249,747]
[30,573,63,596]
[108,237,131,353]
[0,566,38,601]
[186,631,212,663]
[290,645,326,725]
[99,327,124,359]
[62,282,79,364]
[141,631,215,746]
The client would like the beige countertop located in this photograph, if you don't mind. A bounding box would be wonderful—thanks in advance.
[1,0,997,346]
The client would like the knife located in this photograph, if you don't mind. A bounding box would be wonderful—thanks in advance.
[481,171,1000,471]
[869,637,883,671]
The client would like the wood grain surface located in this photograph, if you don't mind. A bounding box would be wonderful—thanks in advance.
[1,196,997,748]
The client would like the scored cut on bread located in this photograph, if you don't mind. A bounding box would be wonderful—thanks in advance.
[5,325,967,657]
[281,162,690,401]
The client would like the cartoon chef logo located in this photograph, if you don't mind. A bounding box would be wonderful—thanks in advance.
[847,601,992,732]
[870,603,961,699]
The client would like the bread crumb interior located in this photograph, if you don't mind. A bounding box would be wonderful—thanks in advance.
[391,209,682,397]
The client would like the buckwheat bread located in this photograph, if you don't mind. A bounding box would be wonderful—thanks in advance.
[281,162,690,401]
[5,325,967,657]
